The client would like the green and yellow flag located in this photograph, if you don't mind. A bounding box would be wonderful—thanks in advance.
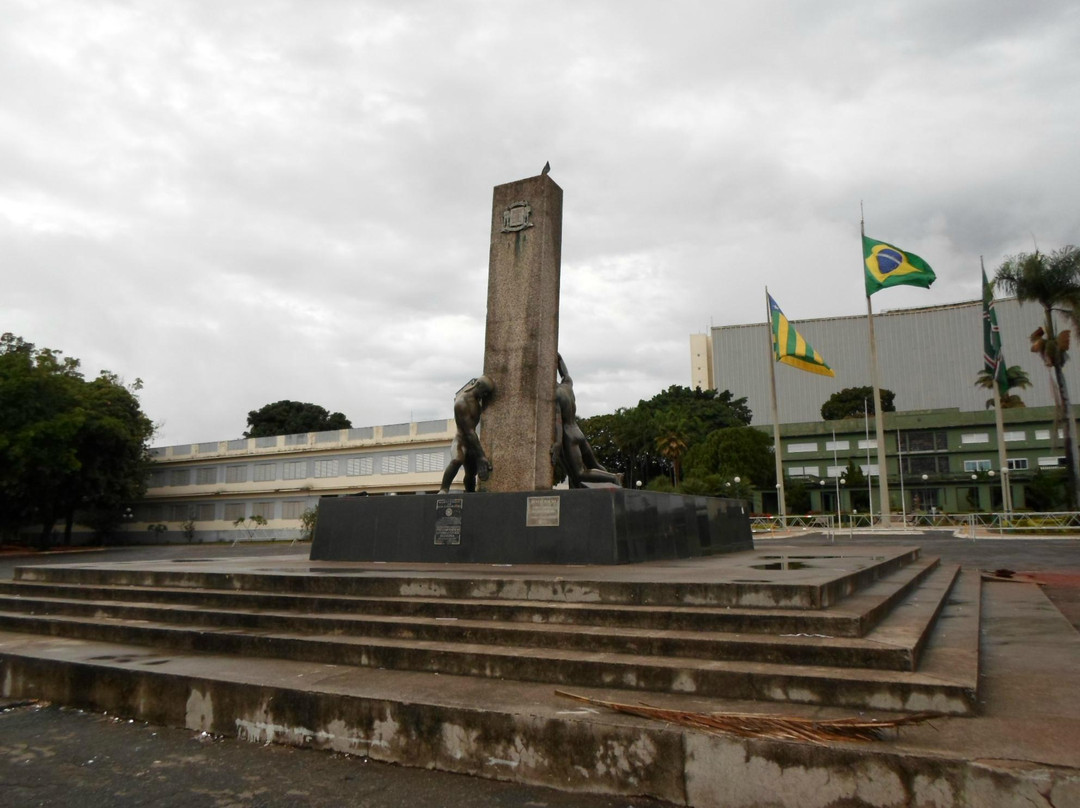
[863,236,936,296]
[768,294,835,376]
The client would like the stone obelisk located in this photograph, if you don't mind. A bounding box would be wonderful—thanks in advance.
[481,173,562,492]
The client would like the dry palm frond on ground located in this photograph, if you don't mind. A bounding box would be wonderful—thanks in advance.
[555,690,943,744]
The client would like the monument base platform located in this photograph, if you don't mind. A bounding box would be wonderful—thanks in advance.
[309,489,753,564]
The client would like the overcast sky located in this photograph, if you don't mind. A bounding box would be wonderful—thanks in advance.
[4,1,1078,446]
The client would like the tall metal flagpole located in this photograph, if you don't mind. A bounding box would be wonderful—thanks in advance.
[766,288,787,528]
[983,257,1012,514]
[863,211,893,526]
[864,398,874,524]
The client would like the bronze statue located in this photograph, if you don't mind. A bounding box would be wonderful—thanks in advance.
[554,354,622,488]
[439,375,494,493]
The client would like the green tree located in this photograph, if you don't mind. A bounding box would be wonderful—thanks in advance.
[974,364,1032,409]
[996,246,1080,507]
[682,426,775,488]
[786,479,811,514]
[580,386,752,485]
[0,334,154,545]
[844,459,869,512]
[1024,469,1067,512]
[244,400,352,438]
[821,386,895,421]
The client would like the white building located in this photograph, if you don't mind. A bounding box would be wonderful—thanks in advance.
[129,420,455,542]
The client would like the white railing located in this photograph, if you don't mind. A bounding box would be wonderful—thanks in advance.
[751,511,1080,538]
[964,511,1080,538]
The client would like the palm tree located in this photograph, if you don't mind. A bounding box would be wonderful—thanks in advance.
[655,425,689,486]
[974,364,1032,409]
[995,246,1080,507]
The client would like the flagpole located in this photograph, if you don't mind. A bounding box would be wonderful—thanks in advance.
[991,377,1011,514]
[863,214,892,528]
[983,257,1012,514]
[766,287,787,529]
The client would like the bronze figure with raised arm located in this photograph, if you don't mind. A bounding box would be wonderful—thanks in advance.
[438,375,495,493]
[554,354,623,488]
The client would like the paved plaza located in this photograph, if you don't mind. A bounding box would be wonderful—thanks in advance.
[1,531,1077,807]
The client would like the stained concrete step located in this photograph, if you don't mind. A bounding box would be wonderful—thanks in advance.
[0,569,978,714]
[11,546,922,609]
[1,575,1070,808]
[0,554,941,638]
[0,563,959,672]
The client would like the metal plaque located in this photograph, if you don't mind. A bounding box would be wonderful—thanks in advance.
[434,498,463,545]
[525,495,560,527]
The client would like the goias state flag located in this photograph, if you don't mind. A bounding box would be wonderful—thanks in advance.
[863,236,937,296]
[768,294,835,377]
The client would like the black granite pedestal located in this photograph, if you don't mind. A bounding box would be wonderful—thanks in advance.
[309,489,753,565]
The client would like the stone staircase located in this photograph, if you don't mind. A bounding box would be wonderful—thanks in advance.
[0,546,979,716]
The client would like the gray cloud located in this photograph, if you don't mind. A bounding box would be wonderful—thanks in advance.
[3,0,1078,444]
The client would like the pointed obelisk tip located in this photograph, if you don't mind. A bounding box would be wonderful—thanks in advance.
[541,161,551,176]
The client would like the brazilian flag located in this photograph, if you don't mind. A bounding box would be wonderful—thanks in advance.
[863,236,936,296]
[768,294,835,377]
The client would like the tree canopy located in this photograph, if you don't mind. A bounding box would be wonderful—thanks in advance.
[682,426,775,490]
[244,400,352,438]
[974,364,1031,409]
[0,333,154,544]
[821,386,895,421]
[996,245,1080,507]
[579,385,752,486]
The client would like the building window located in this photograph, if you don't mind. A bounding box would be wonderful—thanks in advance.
[224,503,245,522]
[1003,431,1025,442]
[281,500,305,520]
[195,503,215,521]
[251,501,274,520]
[902,430,948,453]
[169,469,191,487]
[857,439,877,450]
[149,470,167,488]
[825,440,850,451]
[961,433,989,444]
[225,465,248,484]
[284,434,308,446]
[346,457,374,476]
[787,442,817,454]
[313,460,339,478]
[382,454,409,474]
[904,455,950,475]
[1038,456,1066,468]
[1007,458,1029,470]
[860,464,880,476]
[139,504,163,522]
[963,459,992,472]
[416,452,444,472]
[168,504,193,522]
[826,465,846,478]
[282,461,307,480]
[195,467,216,485]
[787,466,819,477]
[253,463,276,482]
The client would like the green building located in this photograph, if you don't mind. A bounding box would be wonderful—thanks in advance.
[758,405,1072,516]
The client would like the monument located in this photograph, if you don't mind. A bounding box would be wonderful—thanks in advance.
[481,173,562,492]
[310,169,752,563]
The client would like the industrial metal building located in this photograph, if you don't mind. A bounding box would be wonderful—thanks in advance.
[692,297,1080,426]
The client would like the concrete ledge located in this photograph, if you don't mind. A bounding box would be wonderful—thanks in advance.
[1,612,1077,807]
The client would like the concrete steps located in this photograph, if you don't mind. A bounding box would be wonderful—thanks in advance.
[0,561,953,672]
[0,550,977,715]
[0,552,940,637]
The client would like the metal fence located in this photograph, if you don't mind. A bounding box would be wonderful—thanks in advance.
[751,511,1080,539]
